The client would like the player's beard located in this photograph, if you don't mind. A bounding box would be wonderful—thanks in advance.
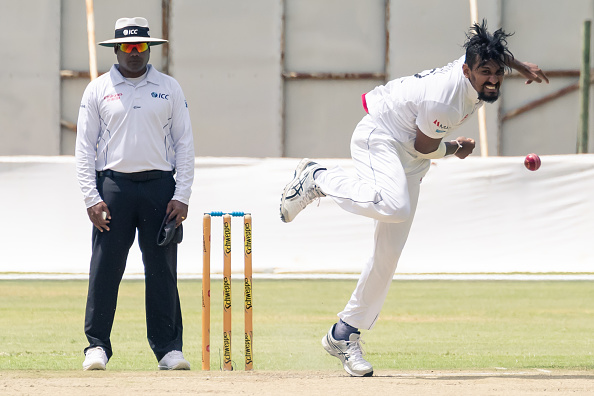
[478,89,500,103]
[469,74,501,103]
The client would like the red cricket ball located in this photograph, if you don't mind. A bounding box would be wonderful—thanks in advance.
[524,153,541,171]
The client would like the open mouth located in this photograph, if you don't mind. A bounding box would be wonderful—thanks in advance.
[483,84,499,93]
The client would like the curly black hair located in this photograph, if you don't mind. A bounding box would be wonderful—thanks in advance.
[464,19,514,70]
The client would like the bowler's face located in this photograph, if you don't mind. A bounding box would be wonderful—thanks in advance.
[463,59,505,103]
[115,43,150,78]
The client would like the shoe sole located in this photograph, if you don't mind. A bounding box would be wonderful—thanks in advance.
[321,333,373,377]
[158,362,191,370]
[83,361,106,371]
[279,158,316,223]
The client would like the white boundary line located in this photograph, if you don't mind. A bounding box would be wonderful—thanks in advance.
[1,273,593,281]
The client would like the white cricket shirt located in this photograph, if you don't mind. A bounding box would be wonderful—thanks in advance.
[364,55,483,154]
[75,64,195,208]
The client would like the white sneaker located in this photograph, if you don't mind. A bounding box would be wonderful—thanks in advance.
[158,350,191,370]
[83,346,108,371]
[322,324,373,377]
[280,158,326,223]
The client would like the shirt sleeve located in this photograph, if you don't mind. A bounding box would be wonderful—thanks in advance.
[169,80,195,205]
[75,82,103,208]
[415,100,457,140]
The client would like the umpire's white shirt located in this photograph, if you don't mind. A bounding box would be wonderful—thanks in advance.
[75,64,195,208]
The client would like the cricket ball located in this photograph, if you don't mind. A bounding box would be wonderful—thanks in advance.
[524,153,541,171]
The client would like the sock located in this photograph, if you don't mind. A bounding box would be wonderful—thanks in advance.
[332,319,359,341]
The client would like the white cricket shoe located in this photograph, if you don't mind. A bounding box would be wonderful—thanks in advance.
[280,158,326,223]
[158,350,191,370]
[82,346,108,371]
[322,324,374,377]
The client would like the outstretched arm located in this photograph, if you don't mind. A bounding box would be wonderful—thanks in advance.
[507,58,549,85]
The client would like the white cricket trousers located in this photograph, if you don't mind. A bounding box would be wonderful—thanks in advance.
[314,115,430,330]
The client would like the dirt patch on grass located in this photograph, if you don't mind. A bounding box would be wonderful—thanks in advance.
[2,369,593,395]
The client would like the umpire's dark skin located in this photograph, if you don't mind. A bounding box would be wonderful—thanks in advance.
[86,42,188,232]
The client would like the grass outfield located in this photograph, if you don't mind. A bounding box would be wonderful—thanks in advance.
[0,279,592,371]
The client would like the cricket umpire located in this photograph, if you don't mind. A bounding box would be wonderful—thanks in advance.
[75,17,195,370]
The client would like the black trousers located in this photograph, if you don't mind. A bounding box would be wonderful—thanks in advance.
[84,172,183,361]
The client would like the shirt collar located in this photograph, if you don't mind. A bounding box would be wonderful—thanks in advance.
[144,65,160,85]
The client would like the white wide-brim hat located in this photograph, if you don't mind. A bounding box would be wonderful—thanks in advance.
[98,17,168,47]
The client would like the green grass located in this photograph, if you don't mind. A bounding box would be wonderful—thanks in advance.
[0,279,592,371]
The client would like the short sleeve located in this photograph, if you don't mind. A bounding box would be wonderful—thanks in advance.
[415,100,457,139]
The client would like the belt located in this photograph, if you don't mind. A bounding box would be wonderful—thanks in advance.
[96,169,174,182]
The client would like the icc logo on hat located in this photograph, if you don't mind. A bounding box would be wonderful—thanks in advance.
[98,17,168,47]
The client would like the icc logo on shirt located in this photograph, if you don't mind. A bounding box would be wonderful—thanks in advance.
[151,92,169,100]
